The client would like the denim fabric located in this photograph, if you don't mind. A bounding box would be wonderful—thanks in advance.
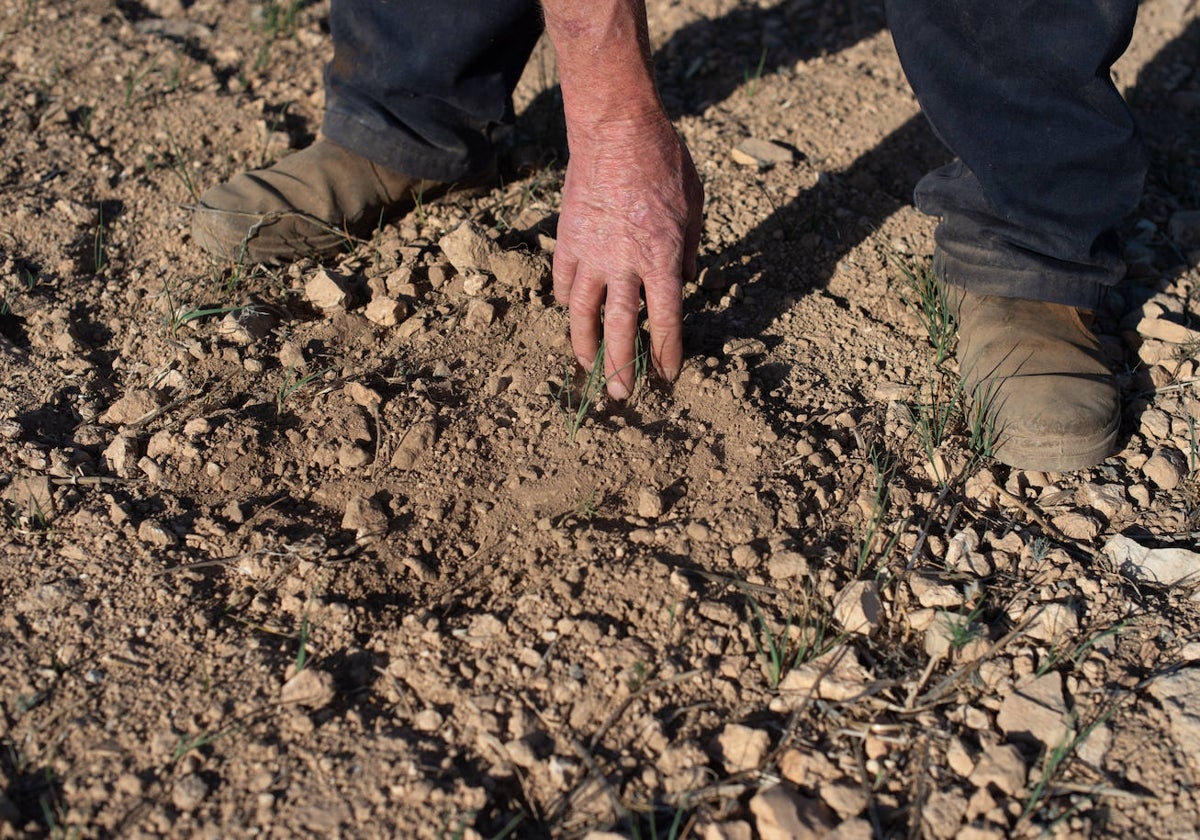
[322,0,1146,307]
[886,0,1146,308]
[322,0,542,182]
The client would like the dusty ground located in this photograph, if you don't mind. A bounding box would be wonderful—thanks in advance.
[3,0,1200,837]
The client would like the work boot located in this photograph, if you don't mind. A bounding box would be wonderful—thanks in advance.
[952,289,1120,472]
[191,139,442,264]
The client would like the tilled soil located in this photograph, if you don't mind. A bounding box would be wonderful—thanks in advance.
[3,1,1200,838]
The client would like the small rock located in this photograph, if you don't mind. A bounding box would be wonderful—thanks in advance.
[818,779,868,820]
[750,786,834,840]
[1024,601,1079,644]
[996,672,1072,749]
[280,667,336,709]
[731,138,794,168]
[1147,667,1200,772]
[342,495,388,539]
[464,298,497,330]
[909,575,963,608]
[921,789,966,840]
[1076,722,1112,766]
[945,529,992,576]
[490,249,550,290]
[772,646,873,707]
[767,550,809,581]
[344,381,382,410]
[1051,511,1099,540]
[391,420,437,470]
[924,611,971,660]
[700,821,752,840]
[137,519,177,547]
[304,268,350,311]
[946,737,975,778]
[1076,482,1129,519]
[217,308,277,345]
[722,337,767,358]
[2,475,56,520]
[1136,316,1200,344]
[1143,447,1187,490]
[172,773,208,812]
[439,221,496,274]
[413,708,445,733]
[832,580,882,636]
[714,723,770,773]
[99,389,160,425]
[364,295,407,326]
[1139,408,1173,441]
[1105,534,1200,587]
[968,743,1027,795]
[777,746,840,787]
[637,488,665,519]
[872,380,917,402]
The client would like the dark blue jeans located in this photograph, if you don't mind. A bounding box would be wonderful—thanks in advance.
[322,0,1146,309]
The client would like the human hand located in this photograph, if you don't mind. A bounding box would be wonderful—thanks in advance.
[552,116,703,399]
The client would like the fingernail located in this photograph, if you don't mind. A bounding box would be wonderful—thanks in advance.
[608,381,630,400]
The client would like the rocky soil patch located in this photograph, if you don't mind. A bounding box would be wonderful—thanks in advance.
[2,0,1200,837]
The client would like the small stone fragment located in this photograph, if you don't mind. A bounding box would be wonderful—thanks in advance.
[749,786,834,840]
[364,295,407,326]
[715,723,771,773]
[996,672,1072,749]
[731,138,794,168]
[217,308,278,345]
[722,337,767,358]
[342,495,388,539]
[700,821,752,840]
[2,476,56,521]
[280,667,336,709]
[1143,447,1186,490]
[413,708,445,733]
[1105,534,1200,587]
[391,420,437,470]
[818,779,868,820]
[909,575,963,608]
[172,774,208,812]
[1137,316,1200,344]
[490,249,550,290]
[1024,601,1079,644]
[921,790,966,840]
[137,519,177,547]
[305,268,350,311]
[344,381,382,410]
[1051,511,1099,540]
[968,743,1027,795]
[832,580,881,636]
[767,550,808,581]
[637,488,665,519]
[772,646,873,707]
[439,221,496,274]
[1076,482,1129,519]
[99,389,161,425]
[464,298,497,330]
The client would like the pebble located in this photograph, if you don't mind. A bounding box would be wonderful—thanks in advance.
[1137,315,1200,344]
[700,821,752,840]
[749,785,833,840]
[391,420,437,470]
[137,519,177,547]
[909,575,963,608]
[1076,482,1129,518]
[1142,447,1187,490]
[413,708,445,733]
[172,773,208,812]
[438,222,495,274]
[2,475,55,520]
[304,268,350,311]
[715,723,771,773]
[772,646,872,708]
[818,779,868,819]
[731,138,794,168]
[1147,668,1200,772]
[921,790,966,839]
[464,299,497,330]
[968,743,1027,795]
[364,295,407,326]
[342,494,388,539]
[766,550,808,581]
[1139,408,1173,441]
[280,667,336,710]
[996,672,1072,749]
[99,389,160,426]
[637,488,665,519]
[1024,601,1079,644]
[1105,534,1200,587]
[1051,511,1099,540]
[832,580,881,636]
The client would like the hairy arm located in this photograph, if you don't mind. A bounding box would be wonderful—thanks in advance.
[541,0,703,398]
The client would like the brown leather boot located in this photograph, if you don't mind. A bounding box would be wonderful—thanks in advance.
[191,139,442,263]
[952,289,1119,472]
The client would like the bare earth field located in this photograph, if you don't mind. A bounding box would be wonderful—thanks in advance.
[3,1,1200,837]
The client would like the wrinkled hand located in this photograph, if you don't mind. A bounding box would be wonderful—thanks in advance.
[553,116,703,399]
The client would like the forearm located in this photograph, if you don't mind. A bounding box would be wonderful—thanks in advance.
[540,0,666,132]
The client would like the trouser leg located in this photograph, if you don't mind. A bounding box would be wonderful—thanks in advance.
[885,0,1147,309]
[322,0,544,182]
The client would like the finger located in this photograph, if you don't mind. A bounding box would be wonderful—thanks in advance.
[643,269,684,383]
[552,246,579,307]
[601,275,643,399]
[568,267,605,373]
